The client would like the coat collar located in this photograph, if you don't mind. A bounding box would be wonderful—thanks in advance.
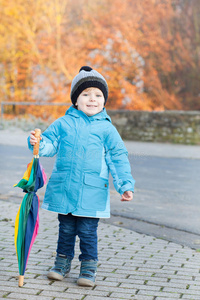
[65,105,111,122]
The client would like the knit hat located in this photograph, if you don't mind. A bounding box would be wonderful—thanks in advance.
[70,66,108,105]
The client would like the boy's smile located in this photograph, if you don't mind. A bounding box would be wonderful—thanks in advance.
[75,87,105,116]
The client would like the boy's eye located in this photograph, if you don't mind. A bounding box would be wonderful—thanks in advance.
[83,93,88,96]
[96,94,102,97]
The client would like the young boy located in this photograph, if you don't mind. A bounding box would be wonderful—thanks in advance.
[28,66,135,287]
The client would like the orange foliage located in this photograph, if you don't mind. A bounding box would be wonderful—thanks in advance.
[0,0,199,118]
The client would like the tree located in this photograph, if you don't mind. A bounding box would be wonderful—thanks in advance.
[0,0,199,117]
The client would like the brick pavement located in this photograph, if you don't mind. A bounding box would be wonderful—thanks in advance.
[0,199,200,300]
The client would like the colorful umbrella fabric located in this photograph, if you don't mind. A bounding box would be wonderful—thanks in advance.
[14,129,47,287]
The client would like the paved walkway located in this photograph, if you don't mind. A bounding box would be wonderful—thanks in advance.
[1,198,200,299]
[1,129,200,299]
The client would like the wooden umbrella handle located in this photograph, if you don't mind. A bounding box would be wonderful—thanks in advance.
[18,275,24,287]
[33,128,41,156]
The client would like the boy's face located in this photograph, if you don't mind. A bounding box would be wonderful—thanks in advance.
[75,87,105,116]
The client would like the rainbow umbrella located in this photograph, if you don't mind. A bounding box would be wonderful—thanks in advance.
[14,129,47,287]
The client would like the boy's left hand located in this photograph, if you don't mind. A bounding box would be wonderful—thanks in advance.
[120,191,133,201]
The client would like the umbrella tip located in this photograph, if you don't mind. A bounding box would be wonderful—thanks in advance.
[18,275,24,287]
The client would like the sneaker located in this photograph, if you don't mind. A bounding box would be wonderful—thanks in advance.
[47,254,72,281]
[77,260,97,287]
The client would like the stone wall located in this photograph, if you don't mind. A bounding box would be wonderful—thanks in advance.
[107,110,200,145]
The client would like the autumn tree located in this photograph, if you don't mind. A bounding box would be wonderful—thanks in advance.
[165,0,200,110]
[0,0,199,118]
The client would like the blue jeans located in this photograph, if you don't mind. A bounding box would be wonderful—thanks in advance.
[57,214,99,261]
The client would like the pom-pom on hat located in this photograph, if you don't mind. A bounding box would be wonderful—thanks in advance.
[70,66,108,105]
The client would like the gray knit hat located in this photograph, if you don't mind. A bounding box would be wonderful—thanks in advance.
[70,66,108,105]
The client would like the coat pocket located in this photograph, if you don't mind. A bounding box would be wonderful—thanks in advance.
[81,173,109,211]
[44,173,67,207]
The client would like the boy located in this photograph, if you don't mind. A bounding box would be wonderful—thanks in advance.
[28,66,135,287]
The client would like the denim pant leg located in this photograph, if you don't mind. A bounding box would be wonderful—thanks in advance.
[76,216,99,261]
[57,214,77,259]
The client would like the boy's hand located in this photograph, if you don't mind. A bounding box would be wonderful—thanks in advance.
[120,191,133,201]
[30,130,42,146]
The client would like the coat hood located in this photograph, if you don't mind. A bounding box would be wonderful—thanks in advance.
[65,105,112,123]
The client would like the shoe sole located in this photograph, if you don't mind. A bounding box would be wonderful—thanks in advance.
[47,271,64,281]
[77,278,95,287]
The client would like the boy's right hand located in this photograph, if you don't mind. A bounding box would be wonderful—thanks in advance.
[29,130,42,146]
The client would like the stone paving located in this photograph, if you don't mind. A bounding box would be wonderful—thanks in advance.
[1,199,200,300]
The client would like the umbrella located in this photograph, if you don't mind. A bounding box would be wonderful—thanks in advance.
[14,129,47,287]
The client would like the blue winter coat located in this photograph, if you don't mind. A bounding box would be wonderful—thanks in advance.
[28,106,135,218]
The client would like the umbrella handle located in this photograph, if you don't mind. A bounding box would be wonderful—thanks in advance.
[33,128,41,157]
[18,275,24,287]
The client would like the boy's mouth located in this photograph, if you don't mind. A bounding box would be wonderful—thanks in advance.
[87,105,97,108]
